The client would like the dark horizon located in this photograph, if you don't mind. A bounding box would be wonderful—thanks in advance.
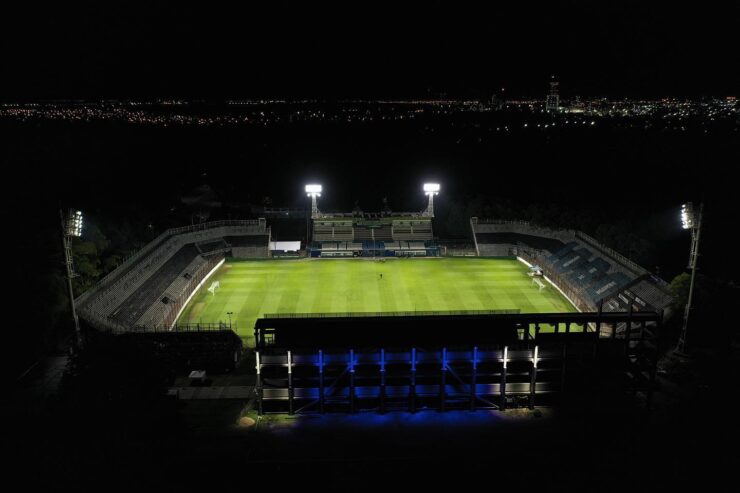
[3,2,738,101]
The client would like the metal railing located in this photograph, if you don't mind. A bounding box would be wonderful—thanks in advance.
[262,309,521,319]
[574,231,648,277]
[516,250,595,313]
[470,217,651,278]
[76,219,266,303]
[162,254,225,328]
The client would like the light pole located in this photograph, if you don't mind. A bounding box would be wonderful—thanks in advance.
[676,202,703,354]
[305,184,322,250]
[423,183,440,217]
[227,311,234,329]
[60,208,83,348]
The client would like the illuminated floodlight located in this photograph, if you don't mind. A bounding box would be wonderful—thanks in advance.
[423,183,440,194]
[681,203,694,229]
[305,184,322,219]
[66,209,83,237]
[305,184,322,196]
[423,183,440,217]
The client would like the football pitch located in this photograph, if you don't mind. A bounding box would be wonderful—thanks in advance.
[177,257,577,345]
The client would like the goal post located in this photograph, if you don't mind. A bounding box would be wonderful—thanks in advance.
[532,277,546,291]
[207,280,220,296]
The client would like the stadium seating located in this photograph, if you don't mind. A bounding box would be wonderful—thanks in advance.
[470,219,659,311]
[475,233,565,254]
[78,220,270,331]
[374,224,394,241]
[311,217,435,255]
[311,220,354,241]
[112,244,201,327]
[135,254,209,327]
[196,238,230,255]
[226,234,269,258]
[621,278,674,312]
[392,220,432,240]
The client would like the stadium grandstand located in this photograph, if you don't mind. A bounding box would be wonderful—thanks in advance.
[308,184,440,257]
[470,218,673,317]
[76,219,270,333]
[67,184,672,412]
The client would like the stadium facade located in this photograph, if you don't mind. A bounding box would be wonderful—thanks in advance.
[74,192,672,409]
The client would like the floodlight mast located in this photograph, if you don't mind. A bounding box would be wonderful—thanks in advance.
[305,184,322,219]
[60,208,83,348]
[423,183,440,217]
[676,202,703,354]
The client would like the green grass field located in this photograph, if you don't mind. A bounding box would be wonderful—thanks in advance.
[177,257,577,345]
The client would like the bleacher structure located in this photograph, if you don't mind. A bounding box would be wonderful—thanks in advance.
[470,218,673,316]
[76,219,270,333]
[254,310,663,414]
[310,216,438,257]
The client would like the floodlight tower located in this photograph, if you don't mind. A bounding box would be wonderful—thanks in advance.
[676,202,704,354]
[423,183,440,217]
[305,184,322,219]
[60,208,83,348]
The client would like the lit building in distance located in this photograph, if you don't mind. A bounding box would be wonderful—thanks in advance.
[546,76,560,112]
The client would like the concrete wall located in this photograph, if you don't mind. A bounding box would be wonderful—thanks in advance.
[232,246,269,258]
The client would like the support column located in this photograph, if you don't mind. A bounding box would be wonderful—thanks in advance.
[560,344,567,398]
[500,346,508,410]
[594,302,603,359]
[380,348,386,414]
[318,349,324,414]
[440,347,447,411]
[470,346,478,411]
[529,346,538,409]
[287,350,294,415]
[349,349,355,413]
[647,316,662,409]
[410,348,417,413]
[256,351,263,416]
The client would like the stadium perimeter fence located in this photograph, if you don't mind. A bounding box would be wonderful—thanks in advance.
[262,309,521,319]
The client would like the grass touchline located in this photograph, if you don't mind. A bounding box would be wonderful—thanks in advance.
[178,257,577,346]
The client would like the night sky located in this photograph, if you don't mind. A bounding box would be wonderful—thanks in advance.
[2,5,740,487]
[3,1,739,100]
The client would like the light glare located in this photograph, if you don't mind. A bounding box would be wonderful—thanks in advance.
[66,209,83,237]
[305,184,322,196]
[681,203,694,229]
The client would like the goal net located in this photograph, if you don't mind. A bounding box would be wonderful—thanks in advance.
[532,277,546,291]
[207,281,220,295]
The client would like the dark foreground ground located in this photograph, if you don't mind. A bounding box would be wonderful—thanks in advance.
[3,346,738,492]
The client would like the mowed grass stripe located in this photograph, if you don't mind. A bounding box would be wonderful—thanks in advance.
[176,257,577,345]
